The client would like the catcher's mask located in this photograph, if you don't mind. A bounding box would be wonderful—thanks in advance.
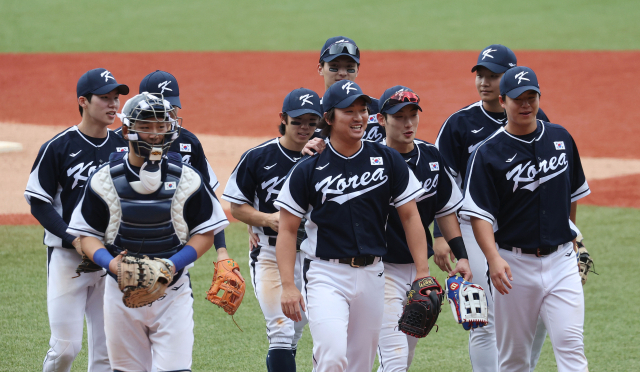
[118,92,181,161]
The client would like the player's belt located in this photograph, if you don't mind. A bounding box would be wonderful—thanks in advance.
[498,243,560,257]
[320,255,378,268]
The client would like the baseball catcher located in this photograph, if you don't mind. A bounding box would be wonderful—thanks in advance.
[446,275,488,330]
[398,276,444,338]
[206,259,245,315]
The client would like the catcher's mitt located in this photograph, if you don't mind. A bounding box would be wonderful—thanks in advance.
[206,259,245,315]
[576,236,596,286]
[446,276,488,330]
[117,255,174,308]
[72,254,104,278]
[398,276,444,338]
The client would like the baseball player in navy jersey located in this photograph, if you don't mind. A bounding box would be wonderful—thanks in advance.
[461,66,590,372]
[222,88,321,371]
[275,81,431,372]
[433,45,551,371]
[24,68,129,372]
[67,92,232,371]
[373,86,473,371]
[115,70,227,252]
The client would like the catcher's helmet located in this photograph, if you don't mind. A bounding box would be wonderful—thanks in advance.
[118,93,181,161]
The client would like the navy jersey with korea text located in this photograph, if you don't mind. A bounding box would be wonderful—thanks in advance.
[275,139,423,259]
[459,121,590,248]
[222,138,302,242]
[24,126,128,248]
[66,153,228,243]
[435,101,549,187]
[383,139,463,264]
[115,126,219,191]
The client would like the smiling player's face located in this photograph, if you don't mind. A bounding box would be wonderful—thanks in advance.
[379,105,420,151]
[283,113,319,146]
[83,89,120,126]
[475,67,503,106]
[318,56,359,91]
[501,90,539,132]
[329,97,368,142]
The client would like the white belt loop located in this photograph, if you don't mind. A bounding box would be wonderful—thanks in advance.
[512,247,522,257]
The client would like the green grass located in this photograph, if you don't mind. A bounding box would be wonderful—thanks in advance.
[1,0,639,53]
[1,205,639,371]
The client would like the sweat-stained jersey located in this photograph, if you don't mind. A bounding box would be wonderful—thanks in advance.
[222,138,302,243]
[24,126,128,248]
[383,139,463,264]
[435,101,549,187]
[459,120,590,248]
[275,139,423,259]
[115,126,219,191]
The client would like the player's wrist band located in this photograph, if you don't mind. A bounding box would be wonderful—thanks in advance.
[447,236,468,260]
[169,245,198,271]
[213,231,226,251]
[93,248,114,270]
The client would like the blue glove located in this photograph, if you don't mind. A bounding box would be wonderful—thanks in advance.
[446,276,488,330]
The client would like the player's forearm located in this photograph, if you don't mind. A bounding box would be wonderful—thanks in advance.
[30,199,76,245]
[398,201,430,276]
[186,230,215,258]
[230,202,275,228]
[275,210,300,288]
[80,236,108,259]
[470,217,499,261]
[570,201,577,225]
[436,213,468,260]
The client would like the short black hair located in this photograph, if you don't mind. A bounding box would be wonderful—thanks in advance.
[78,93,93,117]
[317,108,336,137]
[278,113,289,135]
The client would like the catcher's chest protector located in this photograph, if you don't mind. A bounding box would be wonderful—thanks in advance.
[95,152,201,259]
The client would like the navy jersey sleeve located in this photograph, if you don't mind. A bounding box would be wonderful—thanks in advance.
[459,148,500,225]
[185,180,229,236]
[389,150,424,207]
[569,135,590,202]
[67,176,110,241]
[435,115,465,178]
[25,140,60,204]
[434,152,464,218]
[222,151,257,205]
[274,158,311,217]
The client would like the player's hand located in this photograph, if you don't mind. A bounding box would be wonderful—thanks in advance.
[265,212,280,233]
[72,237,83,256]
[449,258,473,282]
[108,251,126,275]
[247,225,259,251]
[433,237,455,273]
[281,284,305,322]
[217,248,245,282]
[301,138,326,156]
[488,256,513,295]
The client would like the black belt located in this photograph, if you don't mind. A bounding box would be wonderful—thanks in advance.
[320,255,378,268]
[498,243,560,257]
[267,236,300,252]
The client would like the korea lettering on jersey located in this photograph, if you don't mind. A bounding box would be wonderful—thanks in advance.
[222,139,302,243]
[460,121,590,249]
[24,126,128,248]
[274,140,424,259]
[383,139,463,264]
[362,114,386,142]
[435,101,550,188]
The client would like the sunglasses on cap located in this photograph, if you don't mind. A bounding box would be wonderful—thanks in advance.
[321,42,360,60]
[380,90,420,112]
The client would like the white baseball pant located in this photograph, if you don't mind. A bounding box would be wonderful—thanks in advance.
[495,242,587,372]
[43,247,110,372]
[302,257,385,372]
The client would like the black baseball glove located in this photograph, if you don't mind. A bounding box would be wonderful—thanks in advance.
[398,276,444,338]
[73,254,105,278]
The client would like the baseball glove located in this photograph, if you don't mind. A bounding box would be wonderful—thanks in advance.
[117,255,174,308]
[398,276,444,338]
[576,235,596,286]
[446,275,488,330]
[206,259,245,315]
[72,254,104,278]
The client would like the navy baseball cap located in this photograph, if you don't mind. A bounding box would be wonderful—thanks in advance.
[322,81,371,113]
[500,66,541,99]
[139,70,181,108]
[379,86,422,114]
[282,88,322,118]
[76,68,129,97]
[319,36,360,63]
[471,44,517,74]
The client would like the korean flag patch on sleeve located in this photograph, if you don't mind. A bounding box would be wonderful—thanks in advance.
[370,157,383,165]
[429,162,440,171]
[180,143,191,152]
[554,141,565,150]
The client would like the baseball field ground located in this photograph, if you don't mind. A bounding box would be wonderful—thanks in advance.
[1,1,639,371]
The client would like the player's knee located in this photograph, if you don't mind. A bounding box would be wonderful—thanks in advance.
[43,338,82,370]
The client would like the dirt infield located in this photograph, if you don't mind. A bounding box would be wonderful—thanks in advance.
[0,51,638,225]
